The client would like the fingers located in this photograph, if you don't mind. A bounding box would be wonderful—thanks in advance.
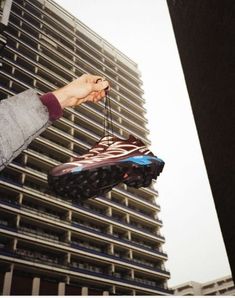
[81,89,106,104]
[80,74,104,84]
[93,80,109,92]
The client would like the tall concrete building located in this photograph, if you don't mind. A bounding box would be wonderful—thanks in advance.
[0,0,171,295]
[173,275,235,296]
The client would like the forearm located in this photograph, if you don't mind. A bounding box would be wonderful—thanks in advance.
[0,74,109,171]
[0,89,61,170]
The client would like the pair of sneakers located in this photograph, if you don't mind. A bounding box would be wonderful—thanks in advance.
[48,134,164,201]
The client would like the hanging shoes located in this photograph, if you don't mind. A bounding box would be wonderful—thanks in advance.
[48,88,164,201]
[47,134,164,201]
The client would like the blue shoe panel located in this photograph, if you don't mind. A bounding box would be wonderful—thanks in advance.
[121,155,163,166]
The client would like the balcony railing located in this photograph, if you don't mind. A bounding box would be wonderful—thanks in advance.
[0,183,166,257]
[99,196,162,224]
[72,203,164,240]
[8,10,145,111]
[0,249,172,294]
[16,0,143,89]
[0,221,169,276]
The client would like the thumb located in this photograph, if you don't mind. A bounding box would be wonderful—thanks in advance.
[92,80,109,92]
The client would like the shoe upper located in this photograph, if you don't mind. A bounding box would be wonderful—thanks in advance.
[50,135,155,176]
[74,135,115,161]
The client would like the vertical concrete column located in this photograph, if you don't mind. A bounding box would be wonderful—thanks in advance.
[126,214,130,224]
[107,243,114,255]
[123,184,127,191]
[112,285,116,295]
[107,224,113,235]
[20,173,26,185]
[132,289,136,295]
[130,269,135,279]
[67,230,71,242]
[66,210,72,222]
[154,226,159,236]
[81,286,88,296]
[129,249,133,260]
[32,277,40,296]
[106,206,112,217]
[58,282,66,295]
[12,238,17,252]
[69,114,75,161]
[106,192,112,199]
[18,193,23,205]
[23,153,28,165]
[2,265,14,295]
[108,263,115,276]
[16,214,20,229]
[72,37,76,74]
[124,197,128,207]
[67,252,71,265]
[127,230,131,241]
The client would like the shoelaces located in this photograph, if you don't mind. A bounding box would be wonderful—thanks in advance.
[103,90,114,145]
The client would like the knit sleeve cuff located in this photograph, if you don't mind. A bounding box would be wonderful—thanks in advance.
[40,92,63,121]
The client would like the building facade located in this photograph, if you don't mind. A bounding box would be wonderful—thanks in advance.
[173,275,235,296]
[0,0,171,295]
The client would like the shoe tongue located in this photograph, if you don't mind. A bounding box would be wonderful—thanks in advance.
[101,134,138,144]
[99,134,139,146]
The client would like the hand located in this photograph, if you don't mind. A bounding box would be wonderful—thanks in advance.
[52,74,110,109]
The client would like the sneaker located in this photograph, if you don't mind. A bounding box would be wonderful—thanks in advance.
[48,135,164,201]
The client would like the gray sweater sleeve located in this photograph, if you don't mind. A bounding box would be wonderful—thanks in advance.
[0,89,51,171]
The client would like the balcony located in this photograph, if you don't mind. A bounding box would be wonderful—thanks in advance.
[72,203,164,241]
[3,32,147,126]
[98,196,162,224]
[0,220,168,275]
[19,0,143,87]
[8,9,145,110]
[0,182,166,258]
[0,248,171,294]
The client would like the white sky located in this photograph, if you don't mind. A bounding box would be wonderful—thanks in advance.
[54,0,231,287]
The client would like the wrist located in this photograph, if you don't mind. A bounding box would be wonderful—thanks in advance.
[40,92,63,121]
[52,86,73,109]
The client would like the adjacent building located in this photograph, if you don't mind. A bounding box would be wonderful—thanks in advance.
[0,0,171,295]
[173,275,235,296]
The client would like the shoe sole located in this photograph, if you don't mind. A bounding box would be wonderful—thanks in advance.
[48,157,164,201]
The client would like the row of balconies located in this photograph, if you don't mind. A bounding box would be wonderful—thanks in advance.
[1,160,160,223]
[1,44,143,127]
[0,253,171,295]
[9,4,145,106]
[2,225,161,271]
[1,154,159,212]
[0,170,162,239]
[0,197,166,260]
[16,0,142,87]
[0,224,169,279]
[2,37,146,131]
[0,59,149,140]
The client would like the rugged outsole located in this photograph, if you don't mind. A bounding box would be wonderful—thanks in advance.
[48,159,164,202]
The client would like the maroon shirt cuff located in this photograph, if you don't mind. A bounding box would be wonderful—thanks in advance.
[40,92,63,121]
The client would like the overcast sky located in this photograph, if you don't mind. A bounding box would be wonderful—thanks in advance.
[54,0,231,287]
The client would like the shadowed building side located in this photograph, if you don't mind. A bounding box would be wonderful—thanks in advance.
[167,0,235,280]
